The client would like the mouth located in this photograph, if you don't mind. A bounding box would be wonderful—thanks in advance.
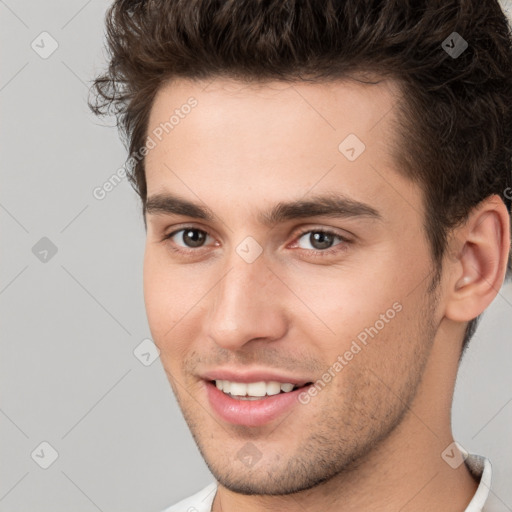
[204,379,314,427]
[210,379,312,400]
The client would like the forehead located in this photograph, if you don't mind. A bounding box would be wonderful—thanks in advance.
[147,76,400,147]
[144,76,420,226]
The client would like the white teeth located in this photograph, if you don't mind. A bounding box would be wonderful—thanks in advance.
[247,382,267,397]
[266,381,281,396]
[229,382,247,396]
[214,380,297,397]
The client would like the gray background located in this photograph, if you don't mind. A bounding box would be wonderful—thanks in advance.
[1,1,511,511]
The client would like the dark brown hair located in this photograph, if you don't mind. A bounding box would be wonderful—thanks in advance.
[89,0,512,353]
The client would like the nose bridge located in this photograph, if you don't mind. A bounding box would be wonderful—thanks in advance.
[207,248,285,349]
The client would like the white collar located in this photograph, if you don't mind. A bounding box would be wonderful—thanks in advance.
[163,452,494,512]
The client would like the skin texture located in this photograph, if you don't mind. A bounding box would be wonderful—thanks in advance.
[143,77,510,511]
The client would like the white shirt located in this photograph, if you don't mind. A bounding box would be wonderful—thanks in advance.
[162,453,505,512]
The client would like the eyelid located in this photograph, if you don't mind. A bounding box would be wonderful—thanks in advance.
[289,225,352,244]
[287,227,351,256]
[162,222,213,239]
[162,224,352,256]
[162,225,350,242]
[163,225,216,248]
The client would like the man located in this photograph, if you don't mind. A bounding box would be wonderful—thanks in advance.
[90,0,512,510]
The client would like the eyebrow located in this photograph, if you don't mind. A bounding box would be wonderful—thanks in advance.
[145,192,382,226]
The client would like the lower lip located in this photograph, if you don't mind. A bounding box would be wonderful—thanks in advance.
[205,381,310,427]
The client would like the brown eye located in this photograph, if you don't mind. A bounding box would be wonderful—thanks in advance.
[167,228,210,248]
[296,230,343,251]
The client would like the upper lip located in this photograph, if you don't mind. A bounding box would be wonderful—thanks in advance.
[201,368,313,386]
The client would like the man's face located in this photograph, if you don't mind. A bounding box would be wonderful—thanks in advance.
[143,77,441,494]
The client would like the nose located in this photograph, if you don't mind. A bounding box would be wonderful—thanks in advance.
[206,253,288,351]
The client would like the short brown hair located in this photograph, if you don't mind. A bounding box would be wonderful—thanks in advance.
[89,0,512,353]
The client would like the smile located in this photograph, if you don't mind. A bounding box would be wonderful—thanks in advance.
[205,379,313,426]
[213,379,301,399]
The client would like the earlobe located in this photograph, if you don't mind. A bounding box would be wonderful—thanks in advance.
[445,195,510,323]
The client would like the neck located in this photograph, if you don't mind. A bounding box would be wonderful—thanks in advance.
[212,325,479,512]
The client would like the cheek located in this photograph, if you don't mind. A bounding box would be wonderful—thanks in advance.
[284,265,405,347]
[143,248,183,345]
[143,247,211,354]
[143,249,168,336]
[326,300,427,417]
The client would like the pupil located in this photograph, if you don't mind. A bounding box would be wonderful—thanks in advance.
[311,232,333,250]
[184,229,206,247]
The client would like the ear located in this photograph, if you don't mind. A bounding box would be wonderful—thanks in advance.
[444,195,511,323]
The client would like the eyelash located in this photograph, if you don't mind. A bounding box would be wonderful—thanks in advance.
[161,226,350,258]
